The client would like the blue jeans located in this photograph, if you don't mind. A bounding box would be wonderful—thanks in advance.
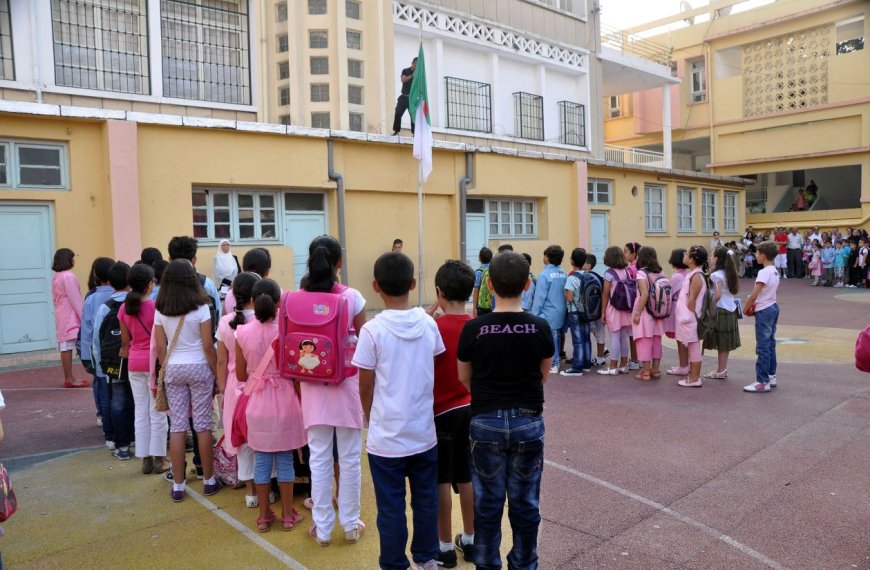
[565,312,592,370]
[368,447,438,569]
[754,304,779,384]
[95,375,114,442]
[470,409,545,570]
[549,327,560,368]
[109,379,134,448]
[254,451,295,484]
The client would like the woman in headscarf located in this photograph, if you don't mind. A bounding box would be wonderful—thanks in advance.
[213,239,241,300]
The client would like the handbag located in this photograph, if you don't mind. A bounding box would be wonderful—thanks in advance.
[0,461,17,522]
[212,436,243,488]
[155,314,186,413]
[230,344,276,449]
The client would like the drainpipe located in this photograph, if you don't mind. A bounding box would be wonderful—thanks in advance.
[458,152,474,263]
[327,139,349,285]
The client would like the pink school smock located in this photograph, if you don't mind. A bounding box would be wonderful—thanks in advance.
[217,310,253,454]
[52,270,83,343]
[632,269,665,340]
[675,268,707,344]
[603,268,633,333]
[664,269,686,338]
[235,318,306,453]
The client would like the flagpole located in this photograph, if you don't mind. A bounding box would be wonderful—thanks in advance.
[417,16,424,308]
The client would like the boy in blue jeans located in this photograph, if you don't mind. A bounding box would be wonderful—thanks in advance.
[457,252,554,569]
[530,245,567,373]
[743,241,780,393]
[354,252,446,570]
[81,257,116,448]
[561,248,593,376]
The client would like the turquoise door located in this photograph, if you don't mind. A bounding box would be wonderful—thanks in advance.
[283,212,327,290]
[0,204,55,354]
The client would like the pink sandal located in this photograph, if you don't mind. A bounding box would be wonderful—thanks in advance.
[281,509,304,531]
[309,523,330,546]
[256,509,276,532]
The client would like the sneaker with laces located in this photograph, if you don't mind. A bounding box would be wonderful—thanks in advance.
[559,368,584,376]
[592,357,607,366]
[105,440,116,451]
[454,534,475,562]
[245,494,259,508]
[436,549,457,568]
[549,365,559,374]
[743,382,771,393]
[113,447,131,460]
[203,480,223,496]
[768,375,777,388]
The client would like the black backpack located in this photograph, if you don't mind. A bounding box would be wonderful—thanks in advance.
[574,272,603,323]
[98,300,124,379]
[198,273,219,340]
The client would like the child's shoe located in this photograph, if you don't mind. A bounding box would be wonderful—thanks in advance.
[245,494,259,508]
[281,509,304,531]
[436,548,457,568]
[677,378,702,388]
[592,357,607,366]
[560,368,584,376]
[743,382,771,393]
[113,447,131,460]
[344,520,365,543]
[105,440,116,451]
[454,534,476,562]
[308,523,330,546]
[768,375,777,388]
[203,478,222,496]
[666,366,689,376]
[596,368,619,375]
[170,484,186,502]
[703,370,728,379]
[257,510,276,532]
[549,365,560,374]
[628,359,641,370]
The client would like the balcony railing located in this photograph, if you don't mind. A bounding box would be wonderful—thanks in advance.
[600,23,673,68]
[603,144,666,167]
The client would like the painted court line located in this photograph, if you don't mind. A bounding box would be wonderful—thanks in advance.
[544,460,787,570]
[186,487,308,570]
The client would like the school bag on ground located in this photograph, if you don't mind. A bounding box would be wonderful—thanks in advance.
[695,273,718,342]
[98,300,124,379]
[608,268,637,312]
[573,272,603,322]
[197,273,219,339]
[278,284,357,384]
[476,267,493,310]
[645,274,673,319]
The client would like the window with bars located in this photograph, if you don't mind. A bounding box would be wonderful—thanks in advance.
[690,57,706,103]
[311,112,330,129]
[310,83,329,102]
[0,139,68,189]
[279,115,291,126]
[445,77,492,133]
[677,187,695,232]
[513,92,544,141]
[161,0,251,105]
[348,59,363,78]
[644,185,665,232]
[309,30,327,49]
[51,0,150,94]
[192,188,278,241]
[308,0,326,15]
[278,60,289,79]
[348,85,362,105]
[702,190,717,233]
[587,179,612,205]
[310,56,328,75]
[279,86,289,106]
[346,0,360,19]
[488,199,537,238]
[558,101,586,146]
[723,192,738,232]
[0,0,13,80]
[277,34,288,53]
[346,30,361,50]
[275,2,286,22]
[349,112,363,132]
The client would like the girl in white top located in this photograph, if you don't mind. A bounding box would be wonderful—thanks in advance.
[702,246,741,379]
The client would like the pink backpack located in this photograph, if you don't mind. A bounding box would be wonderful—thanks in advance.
[278,284,357,384]
[645,273,673,320]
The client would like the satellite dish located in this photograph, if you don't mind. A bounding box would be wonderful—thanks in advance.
[715,6,732,18]
[680,0,694,25]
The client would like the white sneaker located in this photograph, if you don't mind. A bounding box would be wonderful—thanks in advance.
[269,491,278,504]
[245,494,259,508]
[743,382,771,393]
[628,360,642,370]
[106,441,116,451]
[617,367,629,374]
[592,357,607,366]
[549,365,560,374]
[597,368,619,376]
[768,375,777,388]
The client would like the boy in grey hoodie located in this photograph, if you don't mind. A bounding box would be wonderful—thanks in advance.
[353,252,446,570]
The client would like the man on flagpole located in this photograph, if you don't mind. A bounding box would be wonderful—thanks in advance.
[408,40,432,306]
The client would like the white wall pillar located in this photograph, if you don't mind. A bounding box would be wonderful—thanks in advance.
[433,38,444,129]
[489,53,501,135]
[662,85,672,168]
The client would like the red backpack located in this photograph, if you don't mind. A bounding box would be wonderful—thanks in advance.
[278,284,358,384]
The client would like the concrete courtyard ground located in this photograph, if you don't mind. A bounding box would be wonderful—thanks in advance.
[1,279,869,569]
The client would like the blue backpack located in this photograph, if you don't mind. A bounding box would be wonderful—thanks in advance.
[573,272,603,323]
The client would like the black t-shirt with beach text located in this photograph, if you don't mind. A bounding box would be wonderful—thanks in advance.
[457,312,554,416]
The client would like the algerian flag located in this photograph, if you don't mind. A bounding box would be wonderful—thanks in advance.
[408,42,432,182]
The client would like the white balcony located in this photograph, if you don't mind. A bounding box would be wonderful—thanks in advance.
[603,144,666,167]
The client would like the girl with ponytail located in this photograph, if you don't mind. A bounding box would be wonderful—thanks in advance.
[702,247,741,380]
[675,246,709,387]
[235,278,306,532]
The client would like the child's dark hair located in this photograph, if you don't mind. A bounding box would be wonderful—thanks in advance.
[152,259,169,285]
[167,236,198,261]
[242,247,271,276]
[140,247,163,267]
[584,253,597,270]
[478,247,493,264]
[52,248,75,272]
[108,261,130,291]
[125,263,154,316]
[686,245,709,271]
[252,278,281,323]
[522,253,532,265]
[434,260,475,302]
[229,272,260,330]
[92,257,115,286]
[712,246,739,295]
[373,252,414,297]
[489,252,529,298]
[156,260,209,316]
[497,244,514,253]
[603,246,627,269]
[570,247,587,269]
[544,245,564,266]
[392,238,403,247]
[301,235,341,293]
[636,246,662,274]
[668,248,688,270]
[756,241,778,261]
[625,242,642,257]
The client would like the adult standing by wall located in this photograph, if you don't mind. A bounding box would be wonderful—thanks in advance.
[213,239,240,301]
[391,58,417,136]
[786,227,804,278]
[708,231,724,253]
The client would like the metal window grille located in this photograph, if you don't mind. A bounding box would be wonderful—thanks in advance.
[275,2,286,22]
[279,86,289,106]
[345,0,360,19]
[309,30,327,49]
[51,0,150,94]
[347,58,362,78]
[310,56,328,74]
[308,0,326,15]
[513,92,544,141]
[310,83,329,102]
[311,112,330,129]
[0,0,13,80]
[558,101,585,146]
[445,77,492,133]
[346,30,361,50]
[277,34,288,52]
[277,60,289,79]
[349,112,363,132]
[348,85,362,105]
[161,0,251,105]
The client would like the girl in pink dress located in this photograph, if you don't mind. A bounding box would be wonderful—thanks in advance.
[675,246,709,387]
[624,242,642,368]
[597,246,634,375]
[631,247,666,381]
[235,279,306,533]
[51,248,86,388]
[665,249,690,375]
[809,243,822,286]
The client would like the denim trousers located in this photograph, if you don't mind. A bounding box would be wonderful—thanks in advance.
[470,409,545,570]
[549,327,560,368]
[565,312,592,370]
[108,379,134,448]
[368,446,438,570]
[754,303,779,384]
[95,374,114,442]
[254,450,294,485]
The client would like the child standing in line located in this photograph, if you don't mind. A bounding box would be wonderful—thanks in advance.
[81,257,116,445]
[353,252,445,570]
[858,239,869,288]
[222,247,272,314]
[675,246,708,388]
[472,247,494,317]
[665,249,690,376]
[530,245,568,374]
[457,252,554,569]
[631,246,665,381]
[743,241,781,393]
[833,241,847,287]
[235,279,306,532]
[52,248,87,388]
[598,247,633,376]
[809,243,822,286]
[702,247,741,380]
[624,242,642,370]
[428,260,476,567]
[821,240,836,286]
[561,248,592,376]
[520,253,536,311]
[582,254,609,365]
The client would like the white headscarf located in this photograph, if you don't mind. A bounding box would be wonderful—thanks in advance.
[214,239,238,286]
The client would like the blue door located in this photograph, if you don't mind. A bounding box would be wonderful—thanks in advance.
[0,204,55,353]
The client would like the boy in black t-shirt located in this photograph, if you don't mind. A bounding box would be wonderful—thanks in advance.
[457,252,554,570]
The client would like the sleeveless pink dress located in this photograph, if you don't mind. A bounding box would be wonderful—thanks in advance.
[604,268,633,333]
[236,319,306,453]
[675,268,707,344]
[632,270,665,340]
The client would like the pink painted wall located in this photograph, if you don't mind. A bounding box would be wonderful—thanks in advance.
[576,160,590,249]
[633,60,682,135]
[106,120,142,263]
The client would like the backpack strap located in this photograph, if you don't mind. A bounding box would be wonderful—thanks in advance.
[243,340,278,396]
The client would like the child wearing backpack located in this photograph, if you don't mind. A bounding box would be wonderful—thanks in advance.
[742,241,781,393]
[119,263,168,473]
[631,247,667,381]
[520,253,536,311]
[703,247,742,380]
[561,248,593,376]
[665,249,690,376]
[473,247,494,317]
[583,254,609,365]
[675,246,709,388]
[624,242,642,370]
[236,279,306,532]
[51,248,87,388]
[598,247,634,375]
[531,245,568,374]
[82,257,117,445]
[353,252,445,570]
[222,247,272,314]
